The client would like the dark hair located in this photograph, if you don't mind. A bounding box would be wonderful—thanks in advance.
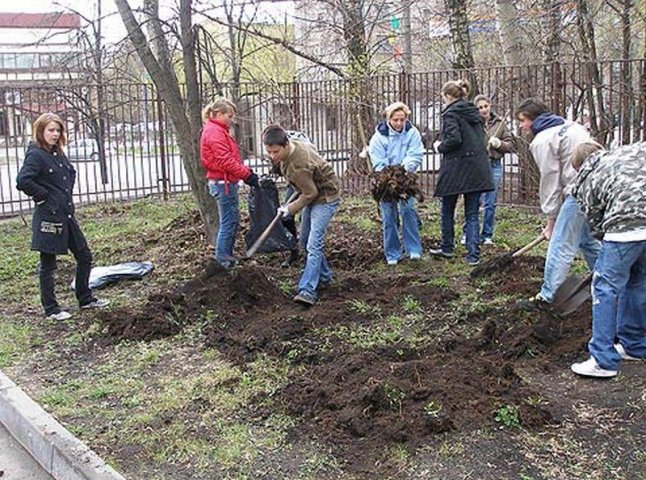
[515,98,550,120]
[442,79,470,99]
[262,124,289,147]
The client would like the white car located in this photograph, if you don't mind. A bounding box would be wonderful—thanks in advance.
[66,138,99,161]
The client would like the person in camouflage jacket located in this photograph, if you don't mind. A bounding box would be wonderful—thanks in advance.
[570,141,646,378]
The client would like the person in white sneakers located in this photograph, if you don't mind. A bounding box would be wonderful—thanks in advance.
[570,141,646,378]
[16,113,109,320]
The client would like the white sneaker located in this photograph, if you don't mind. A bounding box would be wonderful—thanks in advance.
[571,357,618,378]
[614,343,641,361]
[387,259,398,266]
[410,253,422,261]
[482,238,494,246]
[47,311,72,321]
[81,298,110,309]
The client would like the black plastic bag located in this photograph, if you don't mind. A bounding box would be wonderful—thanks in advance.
[245,178,296,254]
[71,261,154,290]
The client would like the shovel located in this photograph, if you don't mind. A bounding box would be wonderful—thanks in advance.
[244,189,299,259]
[470,234,546,278]
[552,272,592,316]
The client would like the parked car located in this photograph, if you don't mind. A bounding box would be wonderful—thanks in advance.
[66,138,99,161]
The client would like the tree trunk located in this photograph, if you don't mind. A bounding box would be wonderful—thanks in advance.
[619,0,633,145]
[444,0,478,94]
[542,0,562,63]
[576,0,609,143]
[495,0,538,203]
[114,0,218,243]
[340,0,373,176]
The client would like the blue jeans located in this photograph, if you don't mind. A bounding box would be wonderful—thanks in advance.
[379,198,423,262]
[540,195,600,302]
[209,181,239,268]
[589,240,646,370]
[298,199,340,299]
[441,192,481,262]
[480,159,503,240]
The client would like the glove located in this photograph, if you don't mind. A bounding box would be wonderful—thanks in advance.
[277,205,290,217]
[488,136,502,149]
[358,146,369,159]
[433,140,442,152]
[245,172,260,188]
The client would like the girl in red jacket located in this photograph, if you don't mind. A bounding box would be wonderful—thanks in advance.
[200,98,259,268]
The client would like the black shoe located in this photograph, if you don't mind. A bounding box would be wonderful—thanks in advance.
[429,248,454,259]
[516,294,553,313]
[281,249,299,268]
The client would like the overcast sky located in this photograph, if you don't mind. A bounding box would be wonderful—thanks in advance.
[0,0,295,43]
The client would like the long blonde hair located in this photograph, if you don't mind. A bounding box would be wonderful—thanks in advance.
[33,112,66,153]
[202,98,236,122]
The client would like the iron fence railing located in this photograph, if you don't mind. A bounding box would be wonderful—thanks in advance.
[1,59,643,217]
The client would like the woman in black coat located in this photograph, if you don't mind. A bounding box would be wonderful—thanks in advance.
[430,79,494,266]
[16,113,109,320]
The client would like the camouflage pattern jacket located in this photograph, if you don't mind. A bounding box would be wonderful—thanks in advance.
[572,141,646,239]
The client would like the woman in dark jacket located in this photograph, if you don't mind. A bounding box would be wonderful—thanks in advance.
[16,113,109,320]
[430,79,494,265]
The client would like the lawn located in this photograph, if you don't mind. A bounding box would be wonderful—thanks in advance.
[0,194,643,480]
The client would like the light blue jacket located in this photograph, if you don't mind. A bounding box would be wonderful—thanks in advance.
[368,120,424,172]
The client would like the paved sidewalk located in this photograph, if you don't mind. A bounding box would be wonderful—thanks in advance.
[0,422,53,479]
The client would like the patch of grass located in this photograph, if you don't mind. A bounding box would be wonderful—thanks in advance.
[347,298,381,316]
[423,399,443,418]
[0,320,35,367]
[494,404,521,428]
[402,295,422,314]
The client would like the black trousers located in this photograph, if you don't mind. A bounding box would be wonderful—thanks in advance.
[39,222,94,315]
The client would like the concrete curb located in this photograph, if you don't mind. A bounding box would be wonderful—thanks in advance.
[0,370,126,480]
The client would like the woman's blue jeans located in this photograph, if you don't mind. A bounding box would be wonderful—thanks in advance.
[588,240,646,370]
[379,198,423,262]
[209,181,239,268]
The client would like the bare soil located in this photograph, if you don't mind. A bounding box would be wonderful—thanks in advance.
[88,209,646,478]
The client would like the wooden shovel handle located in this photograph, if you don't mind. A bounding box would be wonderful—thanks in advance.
[511,234,546,258]
[245,189,299,258]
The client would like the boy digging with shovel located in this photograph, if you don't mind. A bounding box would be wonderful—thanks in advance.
[262,124,341,306]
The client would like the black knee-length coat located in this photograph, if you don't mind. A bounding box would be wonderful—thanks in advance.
[16,143,87,254]
[435,99,495,197]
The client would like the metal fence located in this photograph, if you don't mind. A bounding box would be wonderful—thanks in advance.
[1,59,644,217]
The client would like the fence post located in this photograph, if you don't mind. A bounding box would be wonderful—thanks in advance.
[291,81,301,130]
[156,88,169,200]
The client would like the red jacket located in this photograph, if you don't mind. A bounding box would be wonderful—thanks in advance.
[200,118,250,182]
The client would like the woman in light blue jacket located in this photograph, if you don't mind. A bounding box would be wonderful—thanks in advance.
[369,102,424,265]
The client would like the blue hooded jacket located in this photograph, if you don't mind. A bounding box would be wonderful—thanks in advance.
[368,119,424,172]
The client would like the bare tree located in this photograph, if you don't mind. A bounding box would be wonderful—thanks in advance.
[444,0,477,93]
[115,0,218,241]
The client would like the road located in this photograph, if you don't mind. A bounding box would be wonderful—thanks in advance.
[0,422,53,479]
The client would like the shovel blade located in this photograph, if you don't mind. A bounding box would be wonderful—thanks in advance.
[552,273,592,316]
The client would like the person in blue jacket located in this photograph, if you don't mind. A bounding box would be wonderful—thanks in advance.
[369,102,424,265]
[16,112,109,321]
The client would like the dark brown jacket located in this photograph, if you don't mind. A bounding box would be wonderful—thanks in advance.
[281,141,341,214]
